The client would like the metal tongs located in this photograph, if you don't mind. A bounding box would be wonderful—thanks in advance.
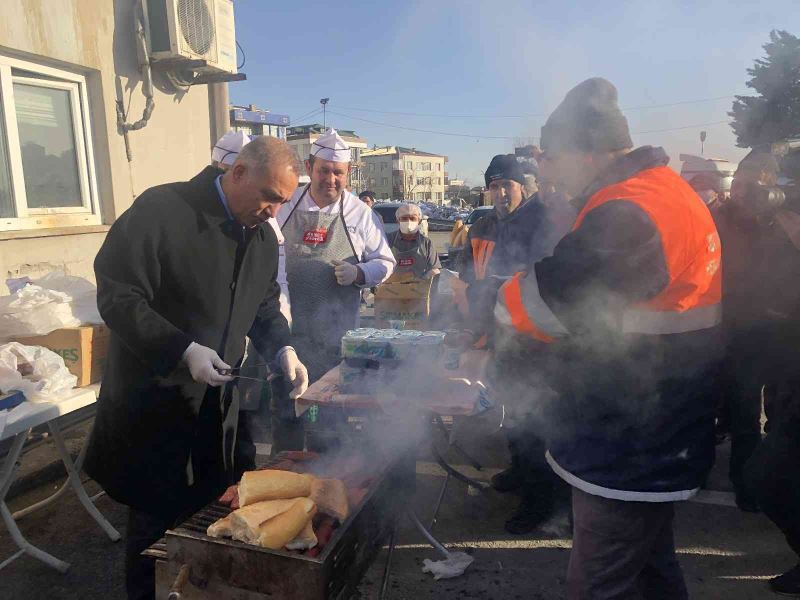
[216,362,280,384]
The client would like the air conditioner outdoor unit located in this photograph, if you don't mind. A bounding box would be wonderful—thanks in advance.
[144,0,238,74]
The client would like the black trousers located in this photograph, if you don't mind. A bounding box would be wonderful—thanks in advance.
[744,422,800,557]
[125,508,178,600]
[728,381,763,490]
[125,405,255,600]
[505,417,558,500]
[568,488,688,600]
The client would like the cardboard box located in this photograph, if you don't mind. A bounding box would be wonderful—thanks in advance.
[15,324,110,387]
[374,278,433,329]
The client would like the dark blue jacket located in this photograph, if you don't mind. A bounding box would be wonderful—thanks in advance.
[467,193,576,337]
[537,147,723,501]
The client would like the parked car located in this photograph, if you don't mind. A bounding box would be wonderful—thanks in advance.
[464,205,492,225]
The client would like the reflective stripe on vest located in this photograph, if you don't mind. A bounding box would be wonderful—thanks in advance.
[622,303,722,335]
[501,272,567,343]
[575,166,722,334]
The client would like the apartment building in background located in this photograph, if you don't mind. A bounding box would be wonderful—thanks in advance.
[230,104,290,139]
[286,124,368,189]
[361,146,447,203]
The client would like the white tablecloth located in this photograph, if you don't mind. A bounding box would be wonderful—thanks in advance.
[0,386,97,441]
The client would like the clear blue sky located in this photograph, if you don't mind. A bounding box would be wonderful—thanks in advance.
[230,0,797,186]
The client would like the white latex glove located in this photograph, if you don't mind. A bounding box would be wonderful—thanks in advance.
[332,260,359,286]
[182,342,233,387]
[278,347,309,399]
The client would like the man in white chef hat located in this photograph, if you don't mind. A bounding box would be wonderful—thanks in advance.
[277,128,395,385]
[212,131,292,326]
[212,130,252,170]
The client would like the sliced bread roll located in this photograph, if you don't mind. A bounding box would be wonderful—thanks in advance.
[285,520,318,551]
[310,478,349,522]
[238,470,315,507]
[256,498,317,550]
[229,499,299,544]
[207,514,233,538]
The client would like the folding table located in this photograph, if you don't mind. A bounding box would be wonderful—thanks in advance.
[0,387,121,573]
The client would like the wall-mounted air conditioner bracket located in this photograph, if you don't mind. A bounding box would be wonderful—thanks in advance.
[149,57,246,85]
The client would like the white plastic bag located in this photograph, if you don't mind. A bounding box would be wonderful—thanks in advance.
[0,342,77,401]
[437,269,459,298]
[0,272,102,340]
[32,272,103,325]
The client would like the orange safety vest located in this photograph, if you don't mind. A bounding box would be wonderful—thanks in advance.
[503,166,722,339]
[471,238,495,281]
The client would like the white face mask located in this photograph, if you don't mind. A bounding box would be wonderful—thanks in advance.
[399,220,419,234]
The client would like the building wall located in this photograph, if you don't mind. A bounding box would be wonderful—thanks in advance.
[0,0,215,281]
[397,154,447,202]
[362,155,394,199]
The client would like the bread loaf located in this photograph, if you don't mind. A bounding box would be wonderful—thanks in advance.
[207,514,233,538]
[238,470,315,507]
[229,499,298,543]
[309,478,350,522]
[285,520,318,551]
[256,498,317,550]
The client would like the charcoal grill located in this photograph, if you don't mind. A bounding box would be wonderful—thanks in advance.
[149,454,411,600]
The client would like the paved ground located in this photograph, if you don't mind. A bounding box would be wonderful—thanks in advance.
[0,410,793,599]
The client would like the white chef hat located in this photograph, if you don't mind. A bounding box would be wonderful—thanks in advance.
[310,129,351,163]
[212,130,251,167]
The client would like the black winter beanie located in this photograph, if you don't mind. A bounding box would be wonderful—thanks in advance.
[485,154,526,187]
[541,78,633,154]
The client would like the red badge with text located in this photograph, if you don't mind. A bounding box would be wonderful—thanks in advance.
[303,228,328,244]
[399,257,416,267]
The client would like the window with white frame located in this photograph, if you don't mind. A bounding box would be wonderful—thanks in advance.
[0,55,99,231]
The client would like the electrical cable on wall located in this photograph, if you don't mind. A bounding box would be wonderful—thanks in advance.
[236,41,246,70]
[116,2,156,162]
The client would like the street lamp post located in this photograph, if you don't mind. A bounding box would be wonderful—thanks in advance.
[320,98,329,129]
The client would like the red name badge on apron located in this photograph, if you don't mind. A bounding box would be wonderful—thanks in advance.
[399,256,416,267]
[303,228,328,244]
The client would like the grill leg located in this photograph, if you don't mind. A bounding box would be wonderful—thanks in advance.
[429,472,450,531]
[409,509,450,559]
[433,414,482,471]
[379,520,398,600]
[431,441,488,492]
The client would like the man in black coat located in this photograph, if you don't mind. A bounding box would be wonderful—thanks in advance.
[84,136,309,600]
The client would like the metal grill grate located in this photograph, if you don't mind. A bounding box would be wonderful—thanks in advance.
[176,0,216,58]
[177,502,230,534]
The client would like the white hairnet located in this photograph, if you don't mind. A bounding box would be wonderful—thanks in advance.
[396,202,422,220]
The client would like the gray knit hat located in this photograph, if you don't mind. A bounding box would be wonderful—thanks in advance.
[540,78,633,154]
